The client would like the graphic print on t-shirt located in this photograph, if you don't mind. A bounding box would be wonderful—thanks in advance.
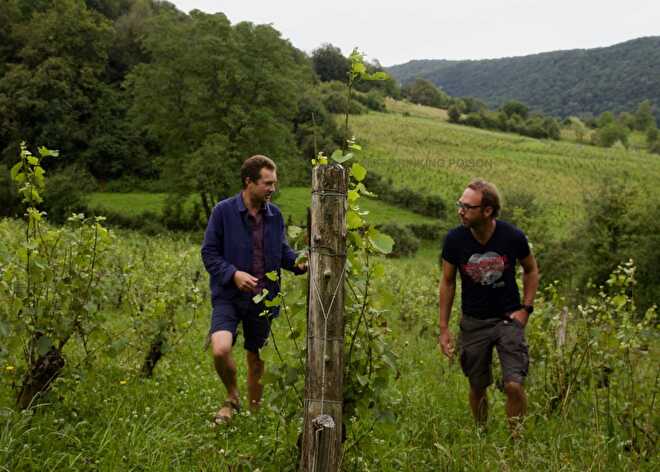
[462,251,509,286]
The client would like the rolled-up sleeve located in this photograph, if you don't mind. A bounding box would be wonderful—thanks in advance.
[201,205,237,286]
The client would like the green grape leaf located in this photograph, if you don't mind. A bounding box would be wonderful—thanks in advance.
[10,162,22,181]
[331,150,354,164]
[252,289,269,304]
[351,163,367,182]
[287,225,303,240]
[370,231,394,255]
[347,210,363,229]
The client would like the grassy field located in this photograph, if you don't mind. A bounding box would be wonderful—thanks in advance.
[87,187,438,227]
[87,192,168,217]
[272,187,437,226]
[350,109,660,237]
[3,101,659,471]
[1,217,656,470]
[384,97,449,121]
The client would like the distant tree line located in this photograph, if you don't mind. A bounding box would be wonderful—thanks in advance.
[584,101,660,153]
[389,76,659,149]
[448,99,561,140]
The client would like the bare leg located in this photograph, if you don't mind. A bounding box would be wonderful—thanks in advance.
[246,350,265,412]
[469,385,488,428]
[503,381,527,437]
[211,331,240,419]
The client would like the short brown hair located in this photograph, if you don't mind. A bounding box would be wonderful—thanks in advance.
[240,155,276,188]
[467,179,501,218]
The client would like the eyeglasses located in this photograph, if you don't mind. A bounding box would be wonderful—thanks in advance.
[455,201,482,211]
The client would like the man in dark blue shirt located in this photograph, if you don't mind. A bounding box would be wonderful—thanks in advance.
[438,179,539,436]
[201,155,306,423]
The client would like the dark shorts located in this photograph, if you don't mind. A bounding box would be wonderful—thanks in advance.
[210,298,273,353]
[458,314,529,389]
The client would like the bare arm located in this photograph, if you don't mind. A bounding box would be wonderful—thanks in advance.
[510,252,540,326]
[520,252,539,306]
[438,259,457,359]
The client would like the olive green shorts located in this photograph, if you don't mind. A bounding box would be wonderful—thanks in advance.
[458,314,529,389]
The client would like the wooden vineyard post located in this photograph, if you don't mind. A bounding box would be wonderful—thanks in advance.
[300,164,347,472]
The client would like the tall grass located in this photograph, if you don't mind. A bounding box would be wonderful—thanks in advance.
[1,220,656,470]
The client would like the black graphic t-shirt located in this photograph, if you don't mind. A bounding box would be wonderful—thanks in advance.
[441,220,530,319]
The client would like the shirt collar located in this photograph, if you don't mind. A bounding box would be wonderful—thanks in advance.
[237,191,273,216]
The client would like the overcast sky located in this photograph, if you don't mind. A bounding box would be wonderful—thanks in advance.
[171,1,659,66]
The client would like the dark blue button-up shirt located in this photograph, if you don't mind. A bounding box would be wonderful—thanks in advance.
[201,192,302,312]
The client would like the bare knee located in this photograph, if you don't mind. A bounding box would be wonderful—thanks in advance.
[211,331,233,359]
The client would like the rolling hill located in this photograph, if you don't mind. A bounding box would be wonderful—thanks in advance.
[388,37,660,120]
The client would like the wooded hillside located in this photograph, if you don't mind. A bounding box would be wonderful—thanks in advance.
[388,37,660,120]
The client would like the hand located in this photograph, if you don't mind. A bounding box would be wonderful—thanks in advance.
[296,261,308,273]
[438,330,455,360]
[509,309,529,328]
[233,271,258,292]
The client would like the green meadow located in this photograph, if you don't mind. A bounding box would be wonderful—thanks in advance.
[1,217,656,470]
[350,106,660,237]
[2,103,658,471]
[87,187,438,227]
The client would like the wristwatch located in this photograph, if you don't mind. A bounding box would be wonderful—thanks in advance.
[522,304,534,315]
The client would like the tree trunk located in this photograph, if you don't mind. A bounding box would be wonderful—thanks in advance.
[17,344,65,410]
[141,335,164,378]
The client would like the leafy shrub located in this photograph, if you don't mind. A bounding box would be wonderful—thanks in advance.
[457,96,489,113]
[499,189,541,228]
[293,90,343,160]
[568,116,588,142]
[597,111,616,128]
[322,89,367,115]
[319,81,368,115]
[529,262,658,458]
[161,194,205,231]
[447,105,461,123]
[120,237,203,377]
[363,172,446,219]
[352,63,401,99]
[2,144,113,409]
[0,164,21,217]
[401,78,450,108]
[42,165,96,224]
[353,89,386,112]
[454,101,561,140]
[378,223,420,258]
[311,43,350,83]
[407,222,447,241]
[592,123,630,148]
[541,117,561,140]
[500,100,529,119]
[463,112,484,128]
[650,140,660,155]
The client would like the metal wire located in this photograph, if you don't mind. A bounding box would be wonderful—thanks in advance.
[308,251,347,415]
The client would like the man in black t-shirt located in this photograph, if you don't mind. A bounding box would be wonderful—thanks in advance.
[438,179,539,435]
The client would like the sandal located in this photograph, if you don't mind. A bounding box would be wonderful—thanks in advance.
[214,398,240,425]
